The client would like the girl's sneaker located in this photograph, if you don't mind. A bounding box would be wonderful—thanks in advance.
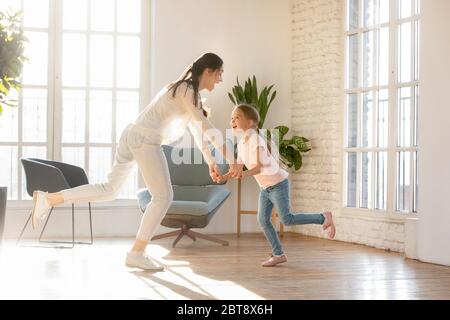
[261,254,287,267]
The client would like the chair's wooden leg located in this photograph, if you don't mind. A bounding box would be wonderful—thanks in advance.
[188,230,229,246]
[151,230,181,241]
[172,230,186,248]
[185,231,196,242]
[280,222,284,238]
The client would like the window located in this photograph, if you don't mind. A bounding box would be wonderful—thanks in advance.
[0,0,149,200]
[345,0,420,214]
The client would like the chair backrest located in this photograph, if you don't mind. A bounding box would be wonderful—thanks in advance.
[27,158,89,188]
[21,158,89,197]
[163,145,229,186]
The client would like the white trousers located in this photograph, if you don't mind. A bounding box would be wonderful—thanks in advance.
[60,125,173,242]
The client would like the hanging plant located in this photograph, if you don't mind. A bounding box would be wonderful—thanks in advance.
[0,10,27,115]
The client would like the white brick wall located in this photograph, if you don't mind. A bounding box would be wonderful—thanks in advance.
[289,0,405,253]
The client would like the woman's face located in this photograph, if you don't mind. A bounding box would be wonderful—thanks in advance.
[200,66,223,91]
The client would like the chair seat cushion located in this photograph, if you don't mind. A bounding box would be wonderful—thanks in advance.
[137,185,230,217]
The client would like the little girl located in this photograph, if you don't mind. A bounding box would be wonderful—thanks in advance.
[221,104,336,267]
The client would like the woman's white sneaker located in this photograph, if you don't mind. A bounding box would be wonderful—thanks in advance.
[125,252,164,271]
[31,191,51,229]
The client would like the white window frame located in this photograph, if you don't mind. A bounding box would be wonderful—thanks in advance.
[342,0,420,221]
[7,0,151,209]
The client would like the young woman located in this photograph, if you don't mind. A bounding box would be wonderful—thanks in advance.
[31,53,234,271]
[222,104,336,267]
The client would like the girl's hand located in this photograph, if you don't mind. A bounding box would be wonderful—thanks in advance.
[229,164,243,179]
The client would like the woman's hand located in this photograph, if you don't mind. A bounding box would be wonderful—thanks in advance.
[208,163,222,183]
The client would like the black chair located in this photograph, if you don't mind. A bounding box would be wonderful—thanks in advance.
[17,158,93,248]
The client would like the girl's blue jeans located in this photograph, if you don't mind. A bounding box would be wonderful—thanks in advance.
[258,178,325,256]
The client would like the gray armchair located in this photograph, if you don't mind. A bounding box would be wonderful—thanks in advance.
[17,158,93,248]
[137,146,230,247]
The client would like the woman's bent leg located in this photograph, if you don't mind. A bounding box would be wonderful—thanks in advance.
[32,133,135,227]
[58,129,136,204]
[59,160,135,204]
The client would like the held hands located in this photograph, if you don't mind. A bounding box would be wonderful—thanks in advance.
[213,164,243,183]
[215,172,233,183]
[228,164,243,179]
[209,163,244,184]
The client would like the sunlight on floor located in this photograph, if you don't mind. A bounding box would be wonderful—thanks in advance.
[0,240,264,300]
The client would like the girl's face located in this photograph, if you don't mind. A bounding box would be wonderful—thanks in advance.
[200,67,223,91]
[230,108,254,134]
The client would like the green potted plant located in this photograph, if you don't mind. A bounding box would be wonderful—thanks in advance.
[228,75,276,129]
[0,10,27,244]
[266,126,311,171]
[228,75,311,171]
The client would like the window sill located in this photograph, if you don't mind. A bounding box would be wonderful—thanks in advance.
[340,207,418,223]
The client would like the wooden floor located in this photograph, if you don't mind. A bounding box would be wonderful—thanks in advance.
[1,233,450,300]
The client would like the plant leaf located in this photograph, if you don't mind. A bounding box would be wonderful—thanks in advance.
[293,152,302,171]
[282,152,294,165]
[286,146,296,155]
[268,90,277,107]
[259,89,268,126]
[252,75,257,102]
[233,86,244,103]
[0,11,26,113]
[274,125,289,140]
[228,92,236,105]
[236,85,245,103]
[244,78,252,102]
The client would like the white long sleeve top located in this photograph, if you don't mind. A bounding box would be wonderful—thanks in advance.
[130,81,231,165]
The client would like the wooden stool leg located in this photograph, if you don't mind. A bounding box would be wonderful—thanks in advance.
[237,178,242,237]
